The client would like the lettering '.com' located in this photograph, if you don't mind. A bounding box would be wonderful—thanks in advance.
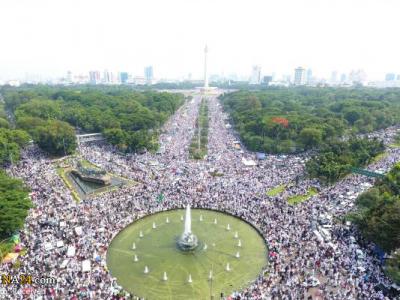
[1,274,57,286]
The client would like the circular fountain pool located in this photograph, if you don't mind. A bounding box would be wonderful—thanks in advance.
[107,209,267,300]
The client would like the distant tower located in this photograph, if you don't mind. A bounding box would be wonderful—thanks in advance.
[249,65,261,84]
[144,66,154,84]
[204,45,209,88]
[294,67,306,85]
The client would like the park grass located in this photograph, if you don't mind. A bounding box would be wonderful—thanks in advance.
[56,166,80,202]
[287,187,318,205]
[0,240,14,260]
[189,98,209,160]
[266,184,286,197]
[107,209,268,300]
[389,142,400,148]
[372,152,388,163]
[385,255,400,285]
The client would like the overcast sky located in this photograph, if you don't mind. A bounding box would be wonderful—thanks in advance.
[0,0,399,81]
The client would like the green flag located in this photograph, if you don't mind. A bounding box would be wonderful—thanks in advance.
[156,193,164,203]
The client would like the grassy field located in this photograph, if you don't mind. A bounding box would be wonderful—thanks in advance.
[0,240,14,260]
[389,142,400,148]
[372,152,388,163]
[287,187,318,205]
[107,209,268,300]
[386,255,400,285]
[266,184,286,196]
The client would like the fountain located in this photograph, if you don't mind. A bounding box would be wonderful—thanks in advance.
[226,263,231,272]
[177,205,198,251]
[152,222,157,229]
[107,208,268,299]
[214,218,218,224]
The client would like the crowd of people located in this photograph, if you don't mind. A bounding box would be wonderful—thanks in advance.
[1,92,400,300]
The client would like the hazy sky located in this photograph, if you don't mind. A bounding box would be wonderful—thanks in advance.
[0,0,399,81]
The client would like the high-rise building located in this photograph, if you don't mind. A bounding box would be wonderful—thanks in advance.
[120,72,128,84]
[348,69,367,84]
[330,71,338,83]
[385,73,396,81]
[144,66,153,84]
[306,69,313,84]
[103,70,112,83]
[340,73,347,82]
[89,71,101,84]
[263,76,273,86]
[249,65,261,84]
[66,70,73,83]
[294,67,306,85]
[397,74,400,81]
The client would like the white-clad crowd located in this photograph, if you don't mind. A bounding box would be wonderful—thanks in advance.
[1,93,399,300]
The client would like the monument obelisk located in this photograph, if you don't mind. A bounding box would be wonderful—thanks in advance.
[204,45,209,89]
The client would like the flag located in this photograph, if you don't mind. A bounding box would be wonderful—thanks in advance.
[156,193,165,203]
[11,234,20,244]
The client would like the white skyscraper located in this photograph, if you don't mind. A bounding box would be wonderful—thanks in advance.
[294,67,306,85]
[249,65,261,84]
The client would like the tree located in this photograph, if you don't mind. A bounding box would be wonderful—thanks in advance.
[0,128,30,165]
[103,128,128,151]
[0,118,9,129]
[344,110,362,125]
[299,128,322,150]
[33,120,77,156]
[0,171,32,239]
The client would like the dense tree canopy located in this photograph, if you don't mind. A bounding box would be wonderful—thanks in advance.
[220,88,400,154]
[349,163,400,284]
[351,163,400,253]
[0,170,32,239]
[2,86,185,154]
[33,120,77,156]
[0,128,30,166]
[306,138,385,184]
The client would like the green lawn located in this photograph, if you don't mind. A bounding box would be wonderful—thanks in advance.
[389,142,400,148]
[372,152,388,163]
[56,166,80,202]
[266,184,286,196]
[287,187,318,205]
[0,240,14,260]
[386,255,400,285]
[107,209,268,300]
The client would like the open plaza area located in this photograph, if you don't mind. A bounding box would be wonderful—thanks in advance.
[1,91,400,299]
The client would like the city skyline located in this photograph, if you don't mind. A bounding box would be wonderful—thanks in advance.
[0,0,399,81]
